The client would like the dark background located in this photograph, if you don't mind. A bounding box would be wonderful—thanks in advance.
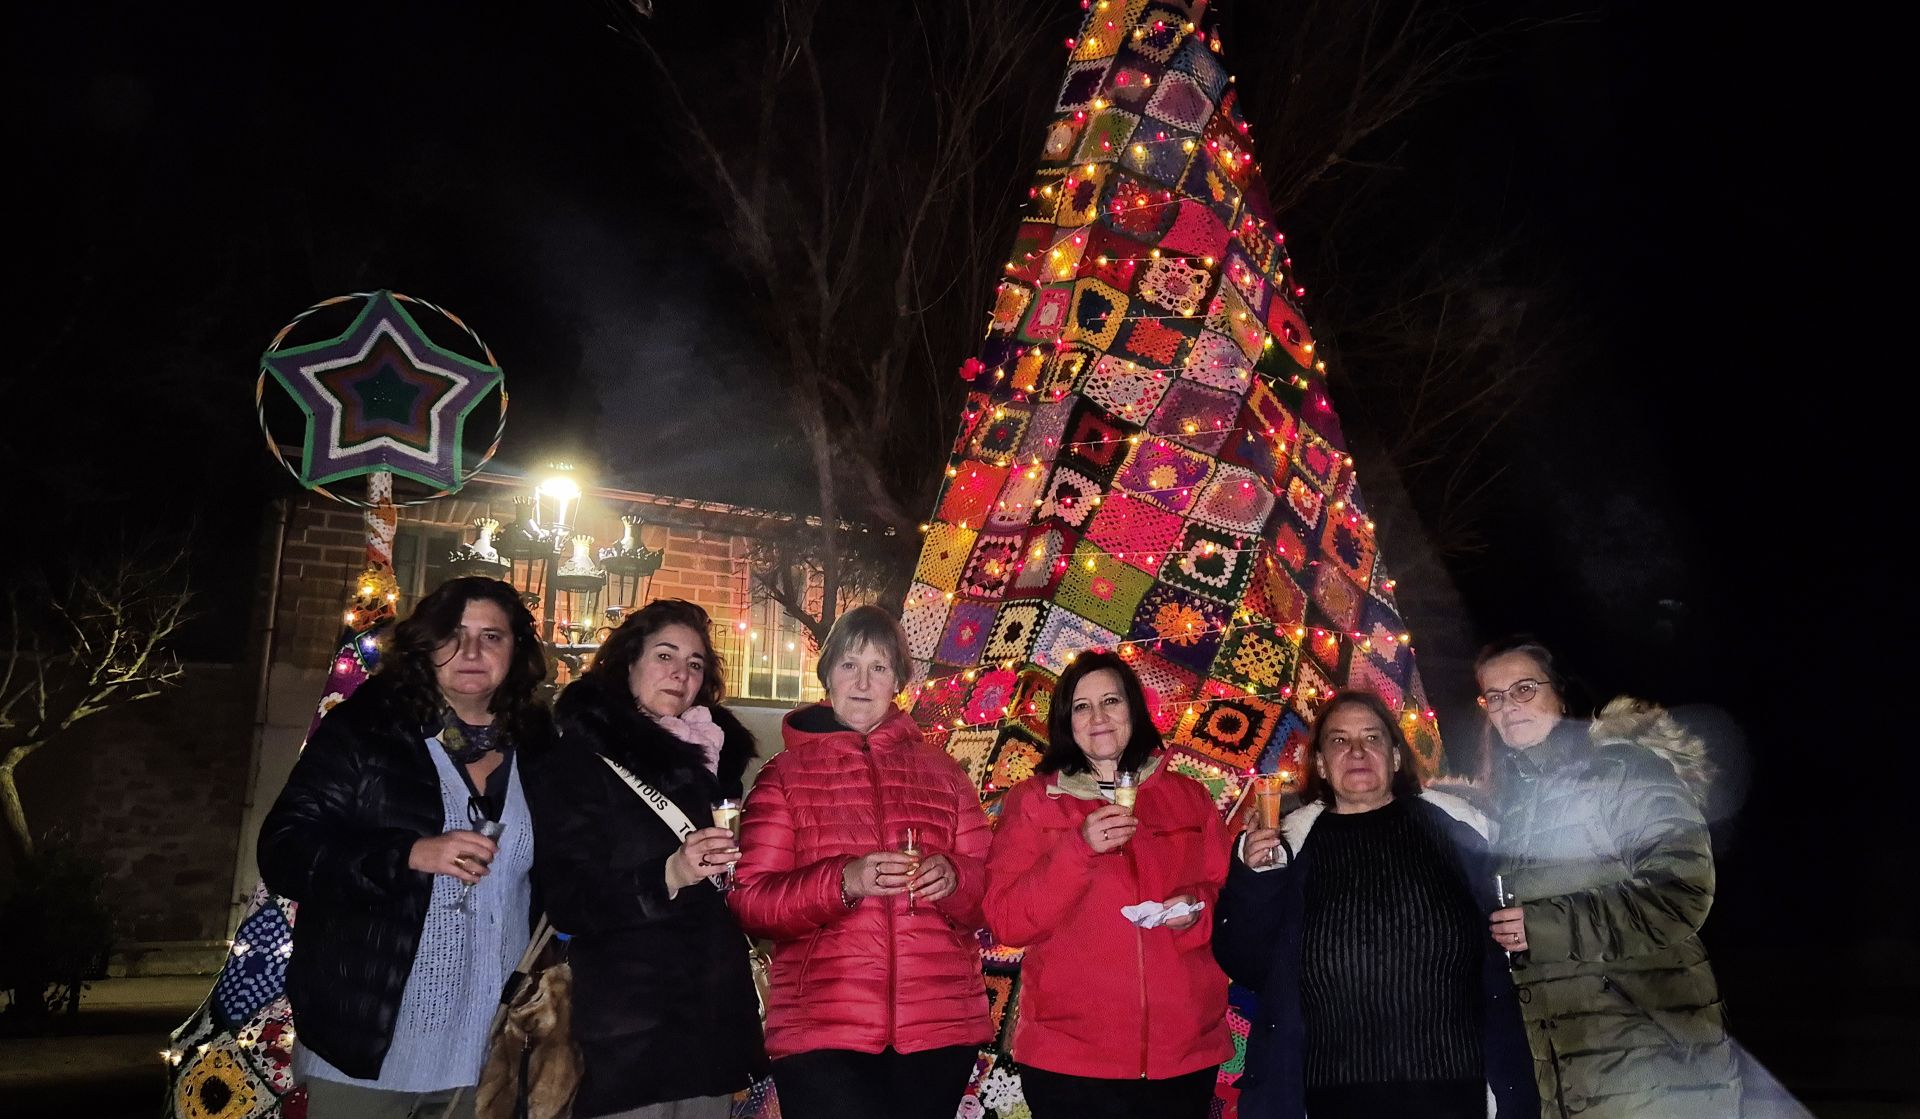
[8,0,1908,1109]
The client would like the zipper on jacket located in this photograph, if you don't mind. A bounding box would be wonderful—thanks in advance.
[1546,1030,1566,1114]
[1126,840,1150,1079]
[861,733,898,1046]
[795,928,824,998]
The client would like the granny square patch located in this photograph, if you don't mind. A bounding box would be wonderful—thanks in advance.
[1161,520,1255,607]
[1081,354,1171,424]
[913,522,979,593]
[1084,490,1186,569]
[983,601,1049,665]
[1115,434,1215,515]
[1056,544,1157,635]
[935,600,1000,667]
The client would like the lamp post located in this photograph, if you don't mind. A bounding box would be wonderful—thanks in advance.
[448,467,669,675]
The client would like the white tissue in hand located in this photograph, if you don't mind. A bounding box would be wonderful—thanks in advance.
[1121,899,1206,928]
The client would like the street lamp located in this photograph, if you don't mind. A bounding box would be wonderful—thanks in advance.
[598,514,670,627]
[447,466,669,673]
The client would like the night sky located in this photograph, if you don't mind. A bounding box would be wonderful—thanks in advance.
[9,0,1908,1097]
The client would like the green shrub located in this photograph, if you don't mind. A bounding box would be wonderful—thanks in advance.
[0,839,116,1027]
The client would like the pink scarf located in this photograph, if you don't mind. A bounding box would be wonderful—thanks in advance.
[650,704,725,775]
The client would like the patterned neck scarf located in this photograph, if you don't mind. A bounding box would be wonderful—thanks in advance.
[439,710,503,764]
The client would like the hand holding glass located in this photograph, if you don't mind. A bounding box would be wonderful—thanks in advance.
[1254,773,1286,864]
[711,798,743,891]
[453,818,505,912]
[901,827,922,913]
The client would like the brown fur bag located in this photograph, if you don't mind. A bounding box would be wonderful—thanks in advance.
[457,917,582,1119]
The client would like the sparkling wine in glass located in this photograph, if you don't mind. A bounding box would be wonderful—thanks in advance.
[901,827,922,913]
[454,818,505,912]
[1112,770,1138,812]
[712,798,743,891]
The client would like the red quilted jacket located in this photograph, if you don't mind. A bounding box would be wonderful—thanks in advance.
[984,759,1233,1080]
[729,704,993,1059]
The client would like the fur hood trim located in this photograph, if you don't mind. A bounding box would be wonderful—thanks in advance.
[554,675,757,797]
[1590,695,1714,802]
[1281,789,1490,856]
[1045,754,1165,800]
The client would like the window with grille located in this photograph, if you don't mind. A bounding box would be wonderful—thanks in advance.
[712,593,822,704]
[392,525,465,611]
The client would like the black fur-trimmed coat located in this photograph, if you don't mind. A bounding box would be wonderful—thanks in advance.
[526,675,767,1115]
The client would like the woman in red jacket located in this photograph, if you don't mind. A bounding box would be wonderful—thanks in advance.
[729,605,993,1119]
[985,650,1232,1119]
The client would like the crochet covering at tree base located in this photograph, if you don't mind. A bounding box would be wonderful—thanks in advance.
[163,629,382,1119]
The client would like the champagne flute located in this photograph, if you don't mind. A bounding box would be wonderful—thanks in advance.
[453,818,505,913]
[1254,773,1285,865]
[1112,770,1138,812]
[711,798,743,891]
[1495,873,1518,961]
[901,827,922,913]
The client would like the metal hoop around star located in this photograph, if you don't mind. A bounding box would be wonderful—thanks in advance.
[255,289,508,507]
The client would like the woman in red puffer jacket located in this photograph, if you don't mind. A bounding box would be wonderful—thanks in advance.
[985,650,1232,1119]
[730,605,992,1119]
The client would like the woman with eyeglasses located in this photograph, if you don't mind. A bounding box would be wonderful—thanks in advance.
[259,577,552,1118]
[1476,637,1739,1118]
[527,598,767,1118]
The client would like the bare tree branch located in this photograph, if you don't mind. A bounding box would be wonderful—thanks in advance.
[606,0,1064,626]
[0,545,194,859]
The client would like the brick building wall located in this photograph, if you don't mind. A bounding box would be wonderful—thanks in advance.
[1,480,858,966]
[54,664,255,943]
[275,501,381,670]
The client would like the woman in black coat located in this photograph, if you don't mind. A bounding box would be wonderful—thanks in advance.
[527,598,767,1119]
[258,577,551,1117]
[1212,691,1535,1119]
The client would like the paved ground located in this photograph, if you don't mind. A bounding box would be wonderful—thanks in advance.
[0,972,1910,1118]
[0,976,206,1118]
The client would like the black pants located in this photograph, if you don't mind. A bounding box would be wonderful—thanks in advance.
[769,1045,977,1119]
[1304,1078,1484,1119]
[1020,1064,1217,1119]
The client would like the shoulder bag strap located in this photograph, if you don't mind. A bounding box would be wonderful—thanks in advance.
[595,755,767,1021]
[597,754,699,838]
[599,754,728,888]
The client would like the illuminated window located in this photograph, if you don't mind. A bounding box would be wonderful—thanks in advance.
[712,593,822,704]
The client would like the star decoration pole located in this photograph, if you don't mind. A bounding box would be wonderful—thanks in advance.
[167,291,508,1119]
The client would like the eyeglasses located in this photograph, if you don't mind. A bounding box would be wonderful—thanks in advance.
[1477,678,1548,712]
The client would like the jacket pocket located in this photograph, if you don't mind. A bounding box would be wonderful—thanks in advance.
[1610,970,1726,1047]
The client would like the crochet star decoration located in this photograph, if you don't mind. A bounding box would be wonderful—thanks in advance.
[262,290,503,491]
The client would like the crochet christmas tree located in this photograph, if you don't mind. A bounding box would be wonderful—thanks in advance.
[898,2,1446,1114]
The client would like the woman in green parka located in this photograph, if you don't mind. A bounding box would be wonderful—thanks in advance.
[1477,638,1739,1118]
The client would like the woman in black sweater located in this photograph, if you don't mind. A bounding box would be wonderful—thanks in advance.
[1212,691,1536,1119]
[526,599,766,1118]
